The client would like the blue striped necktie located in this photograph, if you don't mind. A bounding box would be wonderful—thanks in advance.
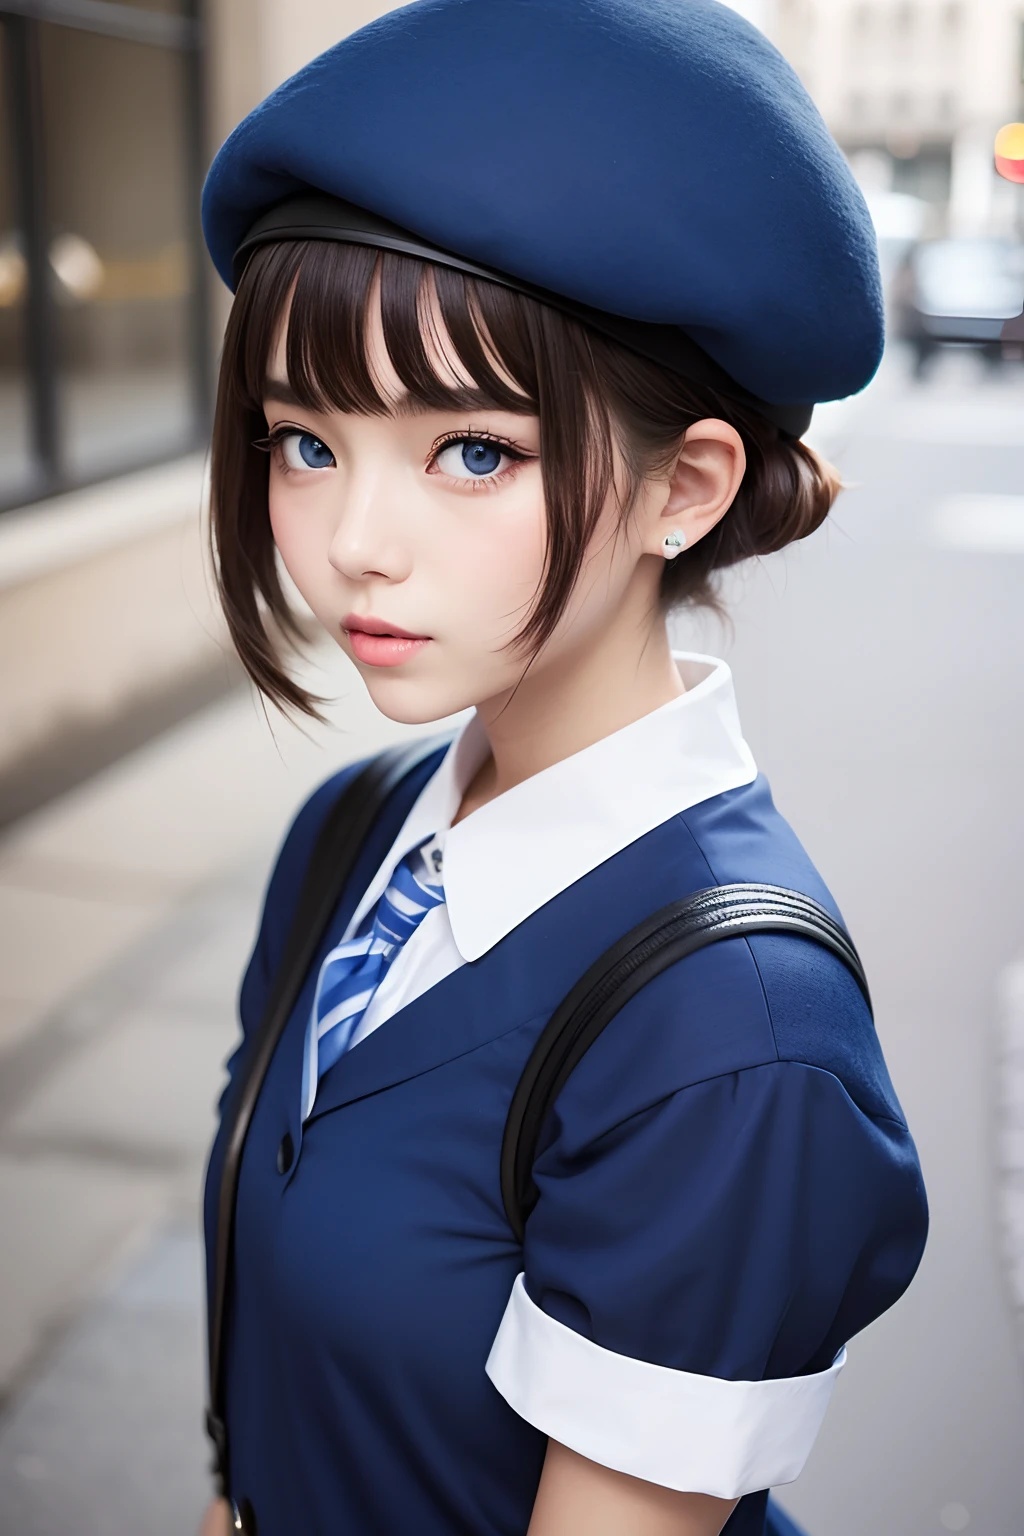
[308,836,445,1102]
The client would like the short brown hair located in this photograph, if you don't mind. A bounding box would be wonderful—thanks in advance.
[210,239,840,717]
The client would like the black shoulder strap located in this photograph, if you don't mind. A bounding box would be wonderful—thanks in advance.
[206,734,449,1493]
[501,882,871,1243]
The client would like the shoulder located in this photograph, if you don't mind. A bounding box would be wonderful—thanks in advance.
[236,757,371,1034]
[236,737,452,1033]
[677,773,840,912]
[565,774,905,1131]
[261,761,368,955]
[683,774,905,1125]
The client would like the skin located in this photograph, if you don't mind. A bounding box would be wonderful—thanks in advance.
[200,283,745,1536]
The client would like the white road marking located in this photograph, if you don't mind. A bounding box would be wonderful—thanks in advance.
[995,961,1024,1349]
[929,493,1024,552]
[875,399,1024,448]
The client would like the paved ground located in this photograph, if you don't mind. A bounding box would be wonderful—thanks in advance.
[0,667,423,1536]
[0,344,1022,1536]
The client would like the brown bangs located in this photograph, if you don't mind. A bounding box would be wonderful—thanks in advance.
[237,239,547,419]
[210,239,840,718]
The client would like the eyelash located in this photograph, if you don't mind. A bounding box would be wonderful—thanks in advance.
[252,424,328,476]
[426,430,534,489]
[253,425,535,487]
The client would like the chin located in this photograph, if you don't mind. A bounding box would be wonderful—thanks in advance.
[358,671,476,728]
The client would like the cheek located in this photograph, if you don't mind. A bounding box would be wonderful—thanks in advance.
[268,488,295,562]
[531,491,638,645]
[448,482,548,630]
[268,485,326,594]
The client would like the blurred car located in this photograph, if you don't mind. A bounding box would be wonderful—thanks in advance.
[860,187,930,290]
[891,236,1024,374]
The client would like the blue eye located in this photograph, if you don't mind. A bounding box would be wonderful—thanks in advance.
[280,431,335,471]
[435,438,509,479]
[461,441,502,475]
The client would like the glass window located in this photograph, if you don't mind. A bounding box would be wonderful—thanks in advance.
[39,22,195,481]
[0,23,34,502]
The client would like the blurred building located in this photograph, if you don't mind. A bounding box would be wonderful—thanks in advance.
[0,0,391,824]
[771,0,1024,233]
[0,0,391,516]
[0,5,202,511]
[2,0,1021,507]
[3,0,1018,517]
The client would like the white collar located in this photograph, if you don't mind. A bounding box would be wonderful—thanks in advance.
[344,653,756,962]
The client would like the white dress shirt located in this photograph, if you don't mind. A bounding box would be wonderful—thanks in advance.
[337,652,757,1054]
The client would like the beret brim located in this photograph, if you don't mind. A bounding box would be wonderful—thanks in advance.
[234,194,815,437]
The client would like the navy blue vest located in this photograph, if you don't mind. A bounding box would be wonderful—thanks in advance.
[204,753,927,1535]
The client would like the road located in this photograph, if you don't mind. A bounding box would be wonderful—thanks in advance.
[689,346,1024,1535]
[0,343,1021,1536]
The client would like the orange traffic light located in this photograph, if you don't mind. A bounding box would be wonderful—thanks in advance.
[994,123,1024,183]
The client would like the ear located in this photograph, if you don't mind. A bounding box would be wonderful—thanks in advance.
[643,419,746,558]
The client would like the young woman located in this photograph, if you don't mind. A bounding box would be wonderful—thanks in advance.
[198,3,928,1533]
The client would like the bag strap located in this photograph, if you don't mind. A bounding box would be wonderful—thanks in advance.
[206,734,450,1493]
[500,882,871,1243]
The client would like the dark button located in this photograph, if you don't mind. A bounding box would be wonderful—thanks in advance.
[231,1497,258,1534]
[276,1132,294,1175]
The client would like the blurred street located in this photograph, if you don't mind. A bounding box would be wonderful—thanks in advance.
[0,664,426,1535]
[0,342,1021,1536]
[699,344,1024,1536]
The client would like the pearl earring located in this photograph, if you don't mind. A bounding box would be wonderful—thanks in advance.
[662,529,687,559]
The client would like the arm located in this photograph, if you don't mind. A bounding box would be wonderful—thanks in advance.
[493,1048,924,1532]
[528,1440,737,1536]
[197,1448,738,1536]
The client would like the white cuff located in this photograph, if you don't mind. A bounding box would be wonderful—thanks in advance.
[485,1274,845,1499]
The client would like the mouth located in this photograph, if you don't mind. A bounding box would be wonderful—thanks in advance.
[342,614,432,669]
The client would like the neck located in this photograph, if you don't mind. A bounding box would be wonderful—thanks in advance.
[457,584,684,820]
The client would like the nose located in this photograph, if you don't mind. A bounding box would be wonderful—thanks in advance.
[326,463,411,583]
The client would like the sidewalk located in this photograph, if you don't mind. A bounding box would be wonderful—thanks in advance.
[0,650,429,1536]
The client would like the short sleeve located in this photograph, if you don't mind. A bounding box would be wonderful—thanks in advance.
[486,1056,927,1499]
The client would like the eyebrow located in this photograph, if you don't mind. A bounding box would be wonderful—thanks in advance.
[261,375,532,418]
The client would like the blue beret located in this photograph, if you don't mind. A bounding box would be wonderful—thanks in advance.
[202,0,883,415]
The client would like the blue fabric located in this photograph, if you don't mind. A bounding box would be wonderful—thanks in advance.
[309,840,444,1093]
[766,1499,809,1536]
[205,769,927,1536]
[201,0,883,407]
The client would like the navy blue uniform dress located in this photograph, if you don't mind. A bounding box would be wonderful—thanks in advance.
[204,660,927,1536]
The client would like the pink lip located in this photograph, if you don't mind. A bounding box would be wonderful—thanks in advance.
[342,614,431,669]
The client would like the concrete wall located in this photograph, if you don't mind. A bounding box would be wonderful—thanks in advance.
[774,0,1024,145]
[0,459,237,826]
[207,0,396,146]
